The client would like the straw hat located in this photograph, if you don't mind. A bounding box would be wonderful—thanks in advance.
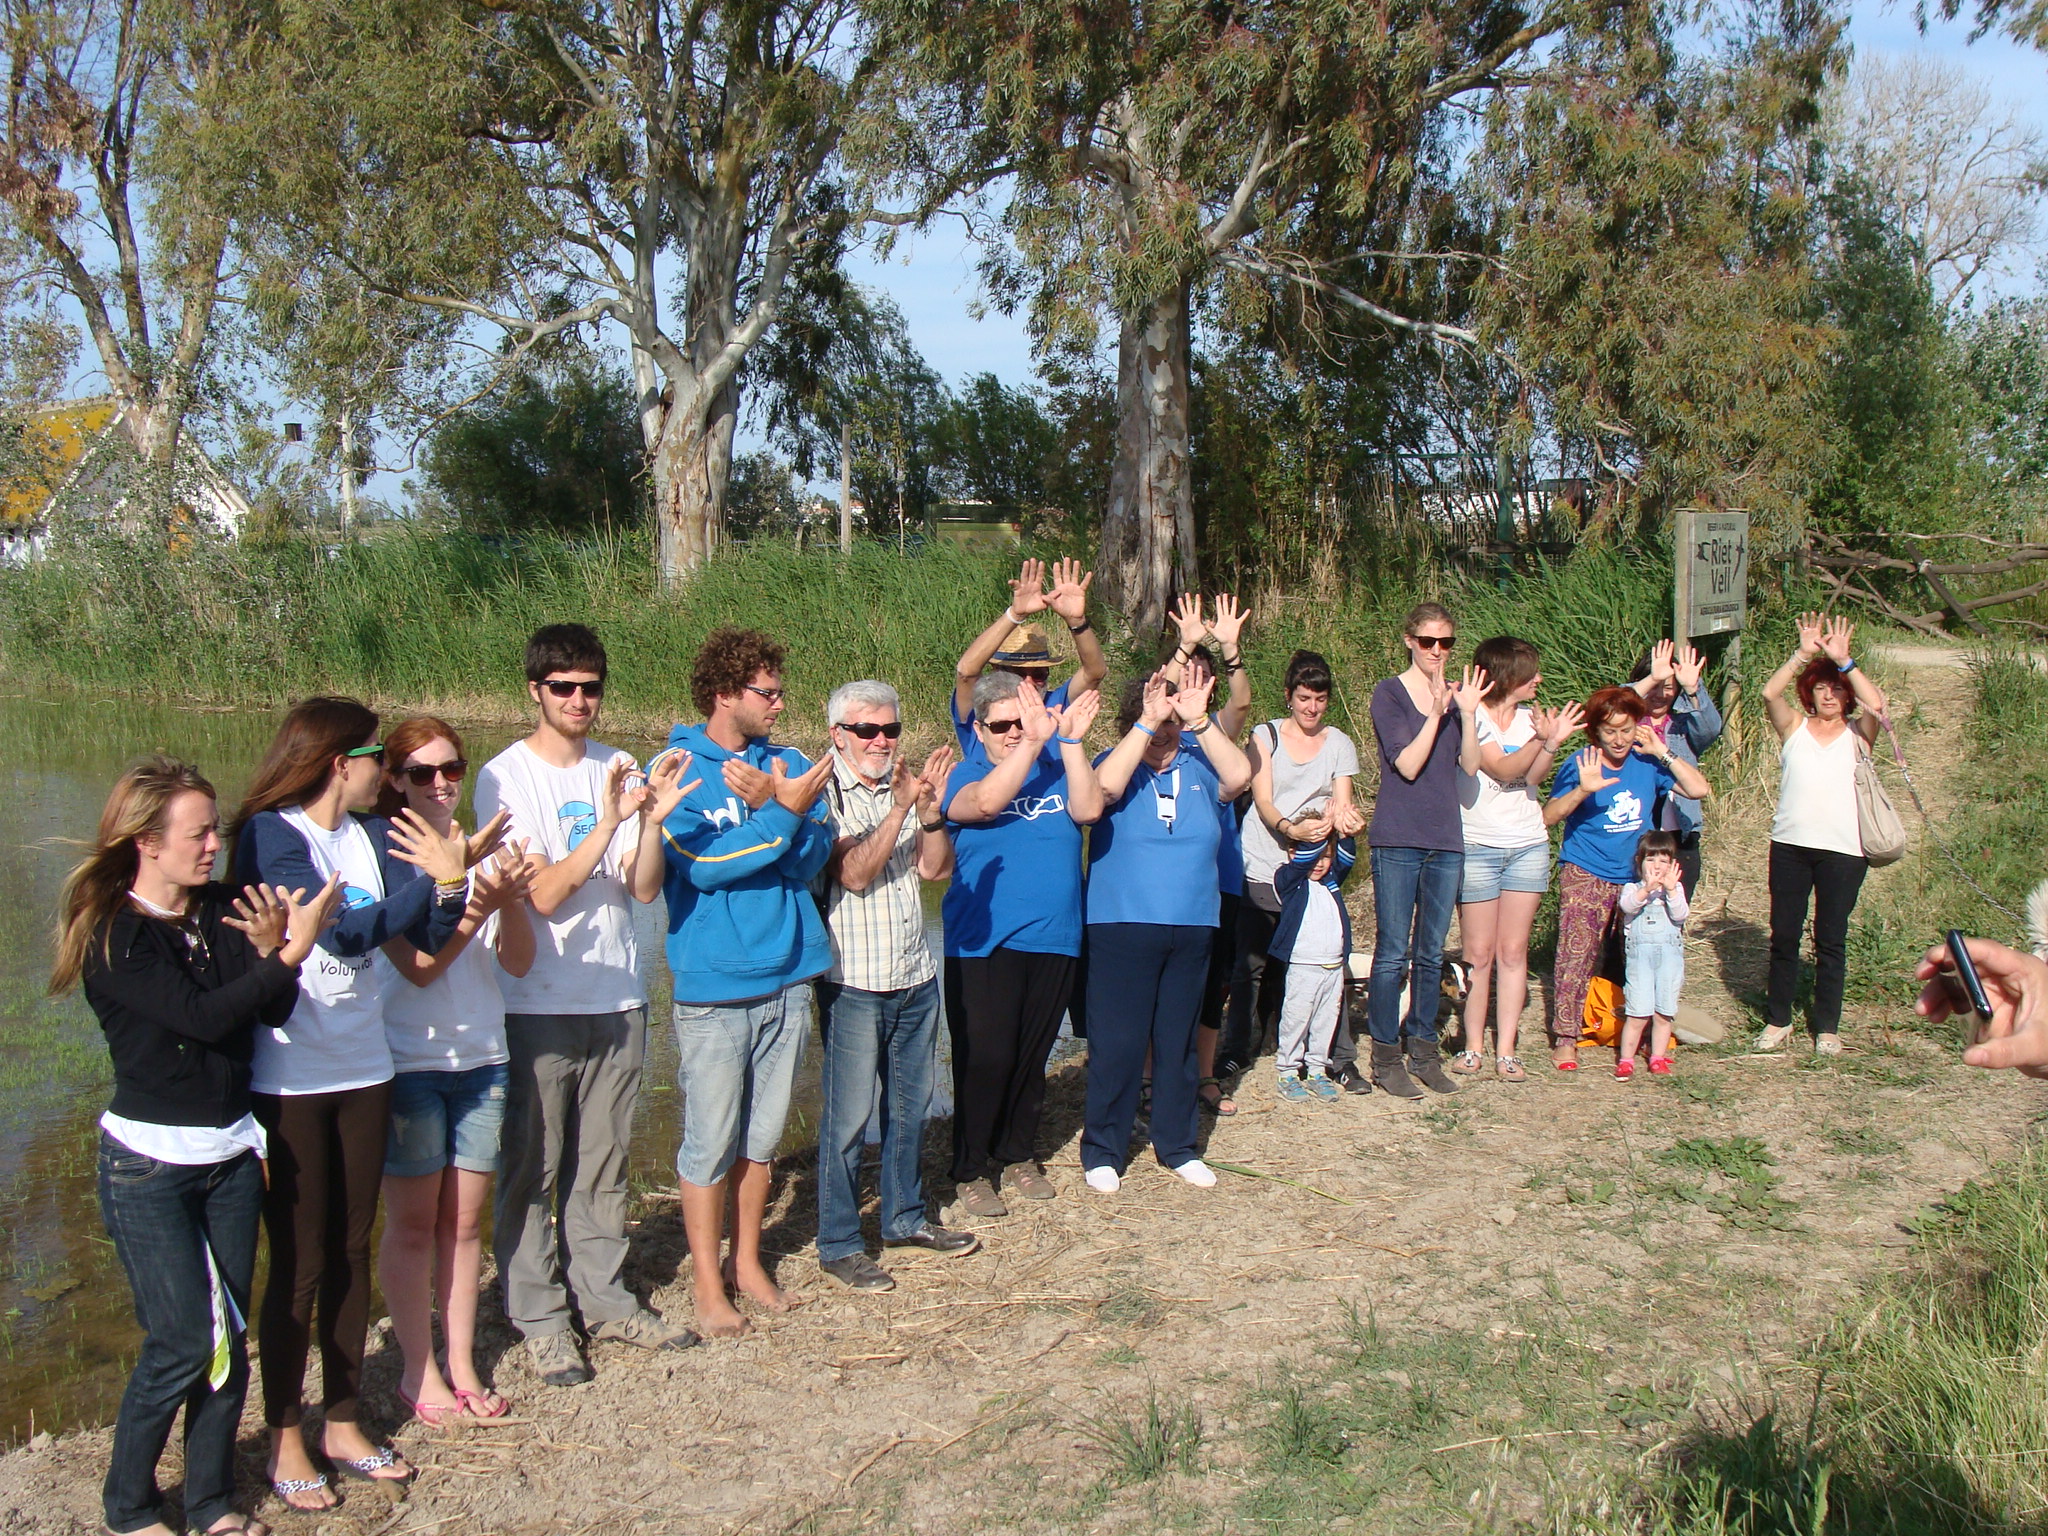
[991,623,1055,668]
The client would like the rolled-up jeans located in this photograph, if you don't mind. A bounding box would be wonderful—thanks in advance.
[98,1136,263,1535]
[1366,846,1464,1045]
[816,979,939,1262]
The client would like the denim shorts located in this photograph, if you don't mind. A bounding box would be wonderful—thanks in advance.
[673,985,812,1187]
[385,1061,509,1177]
[1625,939,1685,1019]
[1461,841,1551,902]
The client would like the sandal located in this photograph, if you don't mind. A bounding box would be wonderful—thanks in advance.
[454,1386,510,1419]
[1197,1076,1237,1116]
[1614,1058,1635,1080]
[267,1473,335,1513]
[399,1388,467,1427]
[1552,1044,1579,1072]
[1648,1056,1673,1075]
[1755,1024,1794,1051]
[331,1444,414,1484]
[1495,1056,1527,1082]
[1450,1050,1483,1075]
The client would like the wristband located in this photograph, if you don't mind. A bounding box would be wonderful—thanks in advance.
[1055,734,1081,745]
[1224,658,1246,673]
[1003,607,1020,626]
[434,879,468,901]
[919,819,946,833]
[1131,722,1156,738]
[1837,656,1858,674]
[1068,618,1093,636]
[1190,716,1213,735]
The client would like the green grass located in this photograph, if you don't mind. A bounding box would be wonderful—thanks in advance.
[1082,1394,1205,1484]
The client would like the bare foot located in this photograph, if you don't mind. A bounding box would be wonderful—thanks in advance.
[267,1428,339,1512]
[695,1291,753,1338]
[723,1257,797,1313]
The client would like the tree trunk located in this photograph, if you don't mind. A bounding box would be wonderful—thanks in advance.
[1100,282,1197,641]
[839,417,853,553]
[337,408,359,536]
[652,376,739,588]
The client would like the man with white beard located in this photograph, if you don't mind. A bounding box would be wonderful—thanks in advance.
[813,681,979,1290]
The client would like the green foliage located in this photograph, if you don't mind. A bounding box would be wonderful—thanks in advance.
[1957,296,2048,488]
[1081,1395,1203,1483]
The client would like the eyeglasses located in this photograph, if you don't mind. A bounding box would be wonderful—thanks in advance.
[542,679,604,699]
[345,743,385,765]
[745,684,786,704]
[981,717,1024,736]
[835,722,902,740]
[1411,635,1456,651]
[398,759,468,786]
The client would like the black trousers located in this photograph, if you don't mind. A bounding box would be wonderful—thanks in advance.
[1199,893,1241,1036]
[1219,881,1285,1069]
[945,948,1078,1184]
[1766,840,1869,1034]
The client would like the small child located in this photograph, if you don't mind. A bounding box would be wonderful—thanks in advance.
[1269,835,1358,1101]
[1615,830,1690,1078]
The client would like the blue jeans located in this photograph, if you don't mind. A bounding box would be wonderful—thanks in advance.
[1082,924,1212,1171]
[97,1135,264,1534]
[816,979,940,1262]
[385,1061,509,1176]
[673,986,812,1187]
[1367,846,1465,1045]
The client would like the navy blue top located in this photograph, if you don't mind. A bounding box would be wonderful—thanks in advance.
[234,811,460,957]
[1268,836,1359,963]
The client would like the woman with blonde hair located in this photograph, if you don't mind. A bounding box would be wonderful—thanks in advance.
[55,756,340,1536]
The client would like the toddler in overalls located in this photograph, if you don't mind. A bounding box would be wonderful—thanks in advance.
[1614,830,1688,1078]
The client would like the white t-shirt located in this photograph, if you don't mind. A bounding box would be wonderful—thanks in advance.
[474,739,644,1015]
[382,905,511,1073]
[1771,721,1863,857]
[1293,881,1347,966]
[1459,706,1548,849]
[252,808,396,1096]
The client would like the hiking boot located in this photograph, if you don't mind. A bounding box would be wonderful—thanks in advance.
[883,1225,980,1257]
[1406,1035,1460,1094]
[525,1330,593,1387]
[590,1308,699,1352]
[1371,1039,1422,1099]
[955,1178,1009,1219]
[820,1253,896,1292]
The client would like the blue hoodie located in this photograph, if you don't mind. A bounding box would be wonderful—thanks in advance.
[657,722,836,1005]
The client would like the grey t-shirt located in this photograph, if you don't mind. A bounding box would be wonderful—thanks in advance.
[1239,721,1359,886]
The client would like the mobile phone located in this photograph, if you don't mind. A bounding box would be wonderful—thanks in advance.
[1944,929,1994,1025]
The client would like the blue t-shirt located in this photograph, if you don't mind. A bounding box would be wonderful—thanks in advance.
[1552,750,1677,884]
[1085,739,1224,928]
[941,750,1084,957]
[951,678,1072,760]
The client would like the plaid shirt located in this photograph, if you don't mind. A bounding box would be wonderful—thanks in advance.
[818,753,937,992]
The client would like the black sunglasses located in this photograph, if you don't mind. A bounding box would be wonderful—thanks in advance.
[1412,635,1457,651]
[836,722,902,740]
[542,679,604,699]
[981,716,1025,736]
[398,759,468,786]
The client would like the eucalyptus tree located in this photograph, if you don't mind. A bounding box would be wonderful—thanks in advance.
[222,0,959,582]
[889,0,1595,634]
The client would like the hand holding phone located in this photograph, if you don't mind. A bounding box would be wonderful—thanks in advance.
[1917,935,2048,1077]
[1945,929,1995,1034]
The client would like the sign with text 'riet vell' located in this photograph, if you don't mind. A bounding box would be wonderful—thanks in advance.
[1676,511,1749,638]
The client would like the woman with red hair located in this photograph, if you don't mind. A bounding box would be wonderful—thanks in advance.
[1758,613,1888,1054]
[1543,685,1713,1070]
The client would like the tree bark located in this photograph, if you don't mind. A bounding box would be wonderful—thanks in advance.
[1100,282,1197,640]
[652,376,738,587]
[839,417,853,553]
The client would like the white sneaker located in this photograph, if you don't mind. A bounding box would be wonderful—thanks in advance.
[1084,1166,1121,1193]
[1171,1159,1218,1188]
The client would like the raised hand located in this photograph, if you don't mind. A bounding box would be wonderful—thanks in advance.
[1454,665,1490,714]
[389,808,471,885]
[1649,638,1676,683]
[1632,723,1669,760]
[1539,701,1585,750]
[1008,557,1049,617]
[1674,644,1705,694]
[1171,593,1209,651]
[1288,810,1333,843]
[1171,667,1216,723]
[224,883,290,957]
[769,755,835,817]
[915,745,957,817]
[1795,611,1825,659]
[1573,747,1616,796]
[1426,670,1452,715]
[472,844,534,911]
[1209,594,1247,651]
[1330,800,1366,836]
[722,758,775,810]
[604,753,647,823]
[266,872,345,966]
[1053,686,1102,741]
[890,758,921,809]
[1048,559,1093,625]
[1140,669,1176,728]
[643,748,699,820]
[1016,678,1055,746]
[465,810,513,869]
[1821,615,1855,666]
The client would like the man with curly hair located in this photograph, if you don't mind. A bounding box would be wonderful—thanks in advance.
[631,627,835,1338]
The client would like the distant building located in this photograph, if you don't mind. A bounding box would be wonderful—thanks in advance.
[0,396,253,543]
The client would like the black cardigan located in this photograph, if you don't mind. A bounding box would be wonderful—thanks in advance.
[82,885,301,1128]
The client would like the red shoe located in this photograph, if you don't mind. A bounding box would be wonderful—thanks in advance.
[1613,1058,1635,1080]
[1648,1057,1673,1075]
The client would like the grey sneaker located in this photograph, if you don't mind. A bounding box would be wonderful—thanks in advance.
[1305,1072,1342,1101]
[589,1308,699,1352]
[525,1329,592,1387]
[955,1178,1009,1219]
[1277,1071,1310,1102]
[820,1253,896,1291]
[1008,1164,1056,1200]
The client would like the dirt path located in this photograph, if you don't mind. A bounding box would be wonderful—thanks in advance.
[3,655,2034,1536]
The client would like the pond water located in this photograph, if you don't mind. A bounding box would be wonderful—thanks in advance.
[0,694,941,1446]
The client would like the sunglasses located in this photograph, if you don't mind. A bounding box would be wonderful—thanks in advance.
[397,759,468,786]
[744,684,786,704]
[981,717,1025,736]
[1411,635,1457,651]
[345,743,385,765]
[836,722,902,740]
[541,679,605,699]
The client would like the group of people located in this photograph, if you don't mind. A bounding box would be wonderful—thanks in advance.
[61,554,1901,1536]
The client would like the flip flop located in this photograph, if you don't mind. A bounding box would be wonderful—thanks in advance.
[332,1443,414,1484]
[399,1388,467,1427]
[454,1387,510,1419]
[267,1473,335,1513]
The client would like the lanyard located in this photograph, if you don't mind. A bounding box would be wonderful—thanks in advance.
[1153,767,1181,833]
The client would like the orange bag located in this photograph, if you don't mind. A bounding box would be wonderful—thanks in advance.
[1577,977,1624,1048]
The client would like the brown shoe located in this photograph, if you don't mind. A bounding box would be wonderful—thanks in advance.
[955,1178,1009,1219]
[1008,1164,1056,1201]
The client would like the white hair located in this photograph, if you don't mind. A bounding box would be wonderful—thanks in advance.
[971,670,1023,717]
[827,679,901,726]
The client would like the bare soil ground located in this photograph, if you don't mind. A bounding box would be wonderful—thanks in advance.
[4,655,2037,1535]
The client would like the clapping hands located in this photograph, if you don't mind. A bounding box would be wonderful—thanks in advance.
[1535,701,1584,751]
[1452,665,1490,714]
